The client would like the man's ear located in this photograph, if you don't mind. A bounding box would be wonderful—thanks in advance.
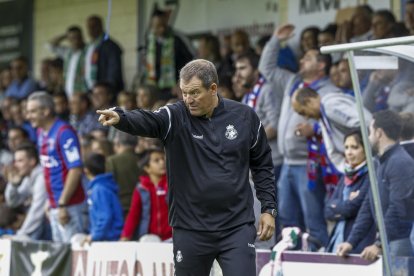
[210,83,218,95]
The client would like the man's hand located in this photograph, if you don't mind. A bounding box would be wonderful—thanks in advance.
[58,207,70,226]
[81,235,92,247]
[274,24,295,42]
[295,123,314,137]
[6,166,22,186]
[361,244,381,261]
[257,213,275,241]
[337,242,353,257]
[97,108,120,126]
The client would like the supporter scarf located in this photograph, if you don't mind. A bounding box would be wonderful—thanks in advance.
[63,49,88,94]
[344,161,368,186]
[242,75,265,110]
[307,123,340,197]
[146,30,176,89]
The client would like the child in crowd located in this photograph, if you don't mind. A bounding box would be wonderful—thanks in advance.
[120,147,171,241]
[82,153,124,244]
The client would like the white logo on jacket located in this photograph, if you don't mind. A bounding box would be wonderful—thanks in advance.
[225,125,238,140]
[176,250,183,262]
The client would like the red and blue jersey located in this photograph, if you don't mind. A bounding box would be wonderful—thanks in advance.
[37,119,85,208]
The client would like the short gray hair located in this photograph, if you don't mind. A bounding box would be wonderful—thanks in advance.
[179,59,218,89]
[28,91,55,114]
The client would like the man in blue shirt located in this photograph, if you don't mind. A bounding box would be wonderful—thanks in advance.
[26,91,87,242]
[5,56,37,100]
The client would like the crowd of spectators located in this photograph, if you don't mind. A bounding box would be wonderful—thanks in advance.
[0,3,413,263]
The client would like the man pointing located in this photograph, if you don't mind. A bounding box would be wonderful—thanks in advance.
[98,59,276,276]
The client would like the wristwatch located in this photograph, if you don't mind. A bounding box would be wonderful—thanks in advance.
[263,208,277,218]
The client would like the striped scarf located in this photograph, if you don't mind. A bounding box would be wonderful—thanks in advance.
[307,123,340,196]
[242,75,265,110]
[344,161,368,186]
[63,49,88,94]
[146,31,176,89]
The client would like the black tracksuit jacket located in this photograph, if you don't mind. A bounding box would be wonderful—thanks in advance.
[114,97,276,231]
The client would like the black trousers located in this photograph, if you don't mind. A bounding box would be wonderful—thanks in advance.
[173,223,257,276]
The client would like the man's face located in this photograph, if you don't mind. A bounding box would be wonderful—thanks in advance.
[318,33,335,48]
[299,50,321,78]
[151,16,167,38]
[301,30,317,52]
[10,60,27,81]
[87,18,102,40]
[70,94,87,115]
[338,60,352,89]
[351,12,371,37]
[368,120,379,154]
[372,15,392,39]
[14,151,34,177]
[67,30,83,50]
[231,34,247,57]
[405,4,414,31]
[291,93,320,119]
[181,77,217,117]
[26,100,48,128]
[92,86,111,110]
[8,129,26,152]
[234,58,257,91]
[53,96,68,115]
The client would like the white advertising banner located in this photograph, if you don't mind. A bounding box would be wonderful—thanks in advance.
[0,240,11,276]
[259,251,382,276]
[135,242,174,276]
[86,242,137,276]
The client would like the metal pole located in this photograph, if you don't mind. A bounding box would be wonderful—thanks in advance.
[320,35,414,54]
[346,50,392,276]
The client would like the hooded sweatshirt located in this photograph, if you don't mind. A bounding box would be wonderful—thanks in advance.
[87,173,124,241]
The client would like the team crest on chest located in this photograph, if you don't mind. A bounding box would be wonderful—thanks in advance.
[225,125,238,140]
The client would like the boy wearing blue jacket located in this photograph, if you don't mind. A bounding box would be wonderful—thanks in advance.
[83,153,124,243]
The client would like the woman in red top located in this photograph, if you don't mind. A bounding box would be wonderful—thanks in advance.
[120,147,171,241]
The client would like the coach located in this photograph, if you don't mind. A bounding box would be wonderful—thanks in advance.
[97,59,277,276]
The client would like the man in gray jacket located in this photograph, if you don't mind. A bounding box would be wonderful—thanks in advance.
[292,87,372,173]
[5,144,49,240]
[259,23,341,248]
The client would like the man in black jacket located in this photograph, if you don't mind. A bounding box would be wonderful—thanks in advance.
[97,59,276,276]
[85,15,124,94]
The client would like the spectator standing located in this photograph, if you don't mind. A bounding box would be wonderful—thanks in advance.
[259,23,341,248]
[26,92,86,242]
[47,26,88,97]
[85,15,124,94]
[82,153,123,243]
[106,131,140,217]
[337,110,414,261]
[324,130,375,253]
[145,9,194,98]
[292,87,372,173]
[399,112,414,253]
[120,147,171,241]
